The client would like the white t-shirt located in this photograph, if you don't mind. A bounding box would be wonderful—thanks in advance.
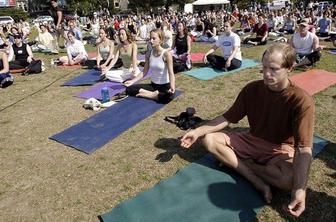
[139,24,148,40]
[215,32,242,61]
[292,32,314,55]
[66,39,88,58]
[37,32,54,48]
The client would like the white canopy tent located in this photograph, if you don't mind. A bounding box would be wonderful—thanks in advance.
[192,0,230,6]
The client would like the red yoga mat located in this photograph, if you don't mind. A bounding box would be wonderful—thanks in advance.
[289,69,336,95]
[59,51,97,68]
[190,52,205,63]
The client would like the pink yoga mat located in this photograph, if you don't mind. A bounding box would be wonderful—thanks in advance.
[290,69,336,96]
[190,53,205,62]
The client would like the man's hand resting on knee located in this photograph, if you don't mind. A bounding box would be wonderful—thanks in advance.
[287,188,306,217]
[180,115,229,149]
[180,129,200,148]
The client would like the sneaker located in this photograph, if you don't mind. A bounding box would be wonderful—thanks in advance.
[112,92,128,102]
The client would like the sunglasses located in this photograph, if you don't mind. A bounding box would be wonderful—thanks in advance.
[14,36,22,39]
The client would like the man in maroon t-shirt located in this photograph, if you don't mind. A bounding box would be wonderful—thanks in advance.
[181,43,314,218]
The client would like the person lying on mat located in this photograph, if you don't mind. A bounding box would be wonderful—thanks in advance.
[243,14,268,46]
[171,21,192,73]
[124,29,175,104]
[289,18,321,69]
[84,28,122,70]
[181,43,314,218]
[100,28,140,83]
[203,21,242,72]
[8,34,34,70]
[57,31,88,66]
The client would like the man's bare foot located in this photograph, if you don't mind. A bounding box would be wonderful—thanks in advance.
[244,159,273,203]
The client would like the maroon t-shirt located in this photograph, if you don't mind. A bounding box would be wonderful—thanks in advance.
[253,23,268,37]
[223,80,315,148]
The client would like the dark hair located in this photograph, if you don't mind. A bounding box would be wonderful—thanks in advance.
[67,30,75,37]
[177,21,188,36]
[118,28,133,43]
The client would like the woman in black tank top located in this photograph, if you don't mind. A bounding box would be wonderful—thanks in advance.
[171,22,192,73]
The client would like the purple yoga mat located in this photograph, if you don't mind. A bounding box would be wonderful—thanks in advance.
[76,81,126,100]
[138,54,146,61]
[75,70,153,100]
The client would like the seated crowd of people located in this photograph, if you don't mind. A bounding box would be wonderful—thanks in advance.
[1,1,335,219]
[0,2,335,90]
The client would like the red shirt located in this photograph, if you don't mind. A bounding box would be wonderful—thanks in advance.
[253,23,268,37]
[114,21,120,30]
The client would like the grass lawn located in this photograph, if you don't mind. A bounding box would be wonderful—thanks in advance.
[0,34,335,221]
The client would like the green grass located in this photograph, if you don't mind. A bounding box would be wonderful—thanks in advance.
[0,35,335,221]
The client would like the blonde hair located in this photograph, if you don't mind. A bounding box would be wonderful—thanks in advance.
[262,43,296,69]
[150,29,164,43]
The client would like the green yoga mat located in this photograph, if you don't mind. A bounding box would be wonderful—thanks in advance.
[183,59,260,80]
[99,136,329,222]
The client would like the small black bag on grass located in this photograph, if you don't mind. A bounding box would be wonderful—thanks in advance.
[24,59,43,74]
[165,107,203,130]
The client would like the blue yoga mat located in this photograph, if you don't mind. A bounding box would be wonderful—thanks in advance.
[62,69,102,86]
[183,59,260,80]
[99,135,329,222]
[328,49,336,55]
[50,91,181,154]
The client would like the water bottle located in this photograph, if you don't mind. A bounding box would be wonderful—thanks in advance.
[101,87,110,103]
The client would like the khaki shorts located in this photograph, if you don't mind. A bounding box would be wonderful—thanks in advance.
[223,131,294,165]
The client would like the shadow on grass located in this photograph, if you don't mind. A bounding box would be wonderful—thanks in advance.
[154,137,206,163]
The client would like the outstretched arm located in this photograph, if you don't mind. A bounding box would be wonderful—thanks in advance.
[181,115,229,148]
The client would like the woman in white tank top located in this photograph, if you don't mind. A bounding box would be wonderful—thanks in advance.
[84,28,119,69]
[124,29,176,104]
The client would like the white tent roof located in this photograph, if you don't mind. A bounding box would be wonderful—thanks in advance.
[192,0,230,5]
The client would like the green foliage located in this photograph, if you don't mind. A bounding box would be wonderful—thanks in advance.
[0,7,29,21]
[65,0,99,15]
[128,0,166,11]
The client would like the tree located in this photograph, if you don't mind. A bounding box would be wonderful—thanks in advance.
[128,0,167,11]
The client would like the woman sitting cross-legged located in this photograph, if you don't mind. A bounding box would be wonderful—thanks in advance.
[100,28,140,83]
[57,31,88,66]
[84,28,122,70]
[124,29,175,104]
[243,14,268,46]
[31,24,55,52]
[204,21,242,71]
[171,21,192,73]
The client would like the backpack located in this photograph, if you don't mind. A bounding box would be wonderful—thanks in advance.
[24,59,44,74]
[165,107,203,130]
[0,73,14,88]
